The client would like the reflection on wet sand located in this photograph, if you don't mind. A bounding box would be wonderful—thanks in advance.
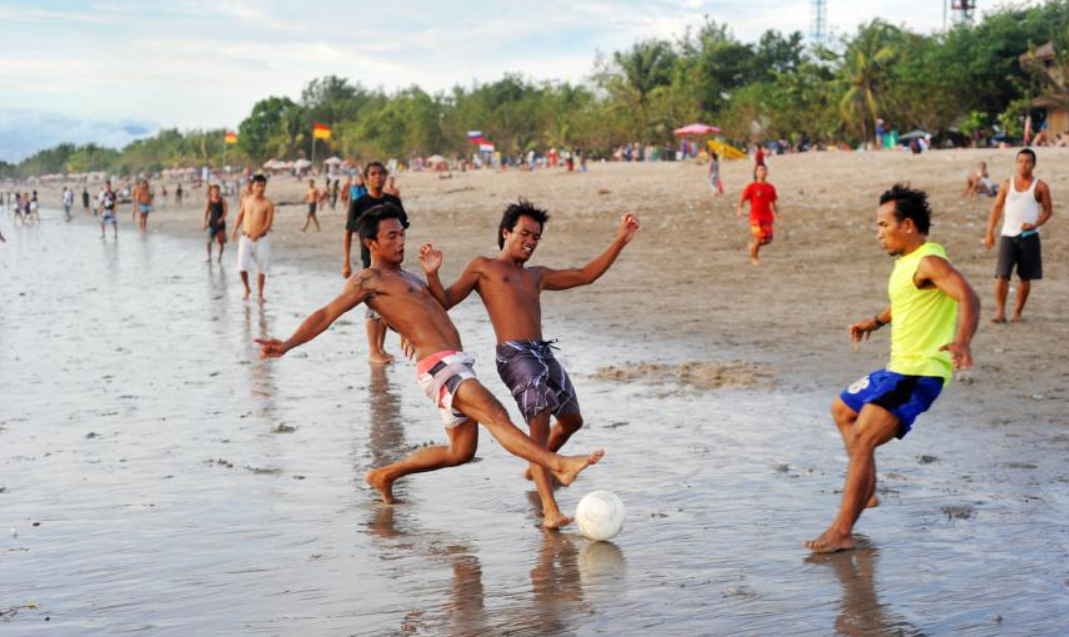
[808,547,927,637]
[242,303,278,420]
[366,364,407,467]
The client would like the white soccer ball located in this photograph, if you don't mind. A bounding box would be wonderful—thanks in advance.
[576,490,625,541]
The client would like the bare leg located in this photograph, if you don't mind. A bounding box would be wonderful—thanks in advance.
[749,238,760,265]
[240,271,251,300]
[312,215,321,231]
[217,241,225,263]
[256,273,266,303]
[1011,278,1031,321]
[992,276,1009,323]
[366,318,393,364]
[527,410,572,529]
[206,242,212,262]
[525,412,584,481]
[451,380,603,486]
[365,421,479,504]
[806,403,900,553]
[831,398,879,508]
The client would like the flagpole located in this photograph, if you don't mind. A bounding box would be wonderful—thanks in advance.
[311,135,317,177]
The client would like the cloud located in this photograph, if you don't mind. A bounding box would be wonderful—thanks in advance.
[0,109,157,162]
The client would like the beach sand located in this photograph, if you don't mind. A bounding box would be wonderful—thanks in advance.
[2,149,1068,635]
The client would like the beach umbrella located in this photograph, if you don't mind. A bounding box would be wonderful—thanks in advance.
[898,130,929,140]
[293,159,312,169]
[673,123,721,136]
[323,156,343,165]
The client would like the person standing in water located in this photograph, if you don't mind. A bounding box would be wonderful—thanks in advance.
[203,184,228,263]
[231,174,275,302]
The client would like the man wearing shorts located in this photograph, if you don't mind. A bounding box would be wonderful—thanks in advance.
[100,181,118,239]
[737,164,779,265]
[135,179,154,233]
[420,201,639,529]
[203,184,228,263]
[983,148,1053,323]
[255,204,604,507]
[805,184,979,553]
[231,174,274,302]
[301,179,321,232]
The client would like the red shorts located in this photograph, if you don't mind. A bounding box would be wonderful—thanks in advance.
[750,223,774,241]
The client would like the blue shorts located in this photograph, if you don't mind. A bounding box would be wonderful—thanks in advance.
[839,369,943,438]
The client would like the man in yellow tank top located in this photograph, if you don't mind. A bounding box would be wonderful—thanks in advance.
[806,184,980,554]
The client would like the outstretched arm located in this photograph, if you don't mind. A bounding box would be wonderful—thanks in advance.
[420,244,480,309]
[918,255,980,371]
[256,270,377,358]
[539,214,640,291]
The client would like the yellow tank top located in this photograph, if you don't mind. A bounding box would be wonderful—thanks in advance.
[888,242,958,382]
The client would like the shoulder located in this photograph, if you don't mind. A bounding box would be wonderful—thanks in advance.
[350,268,383,290]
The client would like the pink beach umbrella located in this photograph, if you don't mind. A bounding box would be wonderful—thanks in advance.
[673,123,721,136]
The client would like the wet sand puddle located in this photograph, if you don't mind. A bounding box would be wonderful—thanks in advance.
[2,212,1068,636]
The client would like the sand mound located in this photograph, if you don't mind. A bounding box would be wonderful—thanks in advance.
[594,360,773,390]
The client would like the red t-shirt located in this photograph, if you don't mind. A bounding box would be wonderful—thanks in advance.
[741,182,777,223]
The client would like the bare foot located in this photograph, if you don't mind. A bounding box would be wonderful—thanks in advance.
[524,466,564,487]
[804,530,855,553]
[990,315,1006,324]
[751,258,760,266]
[1010,313,1023,323]
[365,469,398,504]
[542,510,574,530]
[866,494,880,509]
[242,289,251,300]
[369,351,395,365]
[552,449,604,486]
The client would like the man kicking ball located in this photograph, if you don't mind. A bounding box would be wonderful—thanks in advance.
[256,204,603,506]
[806,184,979,553]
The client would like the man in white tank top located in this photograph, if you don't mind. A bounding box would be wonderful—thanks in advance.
[984,148,1053,323]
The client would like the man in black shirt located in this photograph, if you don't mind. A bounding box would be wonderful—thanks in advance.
[344,161,408,364]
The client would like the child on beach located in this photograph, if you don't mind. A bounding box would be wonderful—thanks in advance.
[737,165,779,265]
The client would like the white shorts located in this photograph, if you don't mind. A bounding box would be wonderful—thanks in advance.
[237,234,272,274]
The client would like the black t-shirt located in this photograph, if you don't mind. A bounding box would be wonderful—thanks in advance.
[346,193,407,234]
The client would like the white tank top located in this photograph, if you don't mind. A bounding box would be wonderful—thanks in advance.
[1002,177,1040,237]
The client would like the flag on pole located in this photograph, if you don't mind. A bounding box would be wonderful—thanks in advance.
[313,123,332,140]
[224,132,238,144]
[467,130,487,144]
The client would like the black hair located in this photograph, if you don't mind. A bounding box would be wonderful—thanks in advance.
[1017,147,1037,164]
[252,174,268,185]
[357,203,409,244]
[497,199,549,249]
[363,161,387,178]
[879,183,931,234]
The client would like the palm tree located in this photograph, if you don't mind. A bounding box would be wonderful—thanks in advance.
[839,21,900,141]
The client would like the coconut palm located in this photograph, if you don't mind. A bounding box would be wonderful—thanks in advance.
[839,21,900,141]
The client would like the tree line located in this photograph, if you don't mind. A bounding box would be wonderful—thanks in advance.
[4,1,1068,179]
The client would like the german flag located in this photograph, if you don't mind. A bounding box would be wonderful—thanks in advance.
[224,132,238,144]
[313,122,331,140]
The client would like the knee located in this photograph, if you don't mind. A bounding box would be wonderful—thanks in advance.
[445,442,477,467]
[560,415,584,436]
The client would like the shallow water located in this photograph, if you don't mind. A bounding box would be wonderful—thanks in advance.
[2,212,1068,636]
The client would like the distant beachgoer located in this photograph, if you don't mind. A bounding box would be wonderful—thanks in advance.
[100,181,118,239]
[302,179,321,233]
[82,187,90,214]
[874,119,885,149]
[962,162,998,197]
[330,178,340,210]
[203,184,228,263]
[805,184,979,554]
[135,179,153,233]
[984,148,1052,323]
[160,185,168,206]
[421,201,639,529]
[175,183,183,207]
[231,174,275,302]
[344,161,407,364]
[63,187,74,220]
[13,193,24,225]
[736,164,779,265]
[754,145,766,167]
[254,205,604,506]
[28,191,40,223]
[708,151,724,195]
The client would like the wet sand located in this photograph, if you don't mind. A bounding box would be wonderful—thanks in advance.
[2,151,1068,635]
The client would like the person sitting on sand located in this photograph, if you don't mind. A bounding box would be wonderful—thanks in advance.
[255,204,604,506]
[962,162,998,197]
[203,184,228,263]
[231,174,275,302]
[420,201,639,529]
[805,184,979,554]
[737,165,780,265]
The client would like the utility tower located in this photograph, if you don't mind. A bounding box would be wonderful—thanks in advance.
[944,0,978,30]
[810,0,828,48]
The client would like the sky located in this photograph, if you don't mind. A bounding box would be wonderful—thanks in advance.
[0,0,1001,161]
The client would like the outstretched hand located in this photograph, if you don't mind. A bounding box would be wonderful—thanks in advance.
[939,342,973,371]
[254,337,288,359]
[419,243,443,274]
[617,213,641,243]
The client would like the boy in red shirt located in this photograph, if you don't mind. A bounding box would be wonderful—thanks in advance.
[737,165,780,265]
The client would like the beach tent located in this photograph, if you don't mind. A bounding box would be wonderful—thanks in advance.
[673,123,721,136]
[323,156,343,165]
[293,159,312,170]
[708,140,747,160]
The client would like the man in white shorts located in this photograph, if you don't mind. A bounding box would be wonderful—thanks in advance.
[231,174,275,302]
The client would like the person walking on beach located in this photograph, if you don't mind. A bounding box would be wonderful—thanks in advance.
[82,187,90,214]
[256,204,604,506]
[737,164,779,265]
[983,149,1052,324]
[63,187,74,220]
[100,181,118,239]
[231,174,274,302]
[302,179,321,232]
[420,201,639,529]
[805,184,979,554]
[344,161,407,364]
[203,184,228,263]
[708,150,724,196]
[135,179,154,233]
[28,191,40,224]
[175,183,183,208]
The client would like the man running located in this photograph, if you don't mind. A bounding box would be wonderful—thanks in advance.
[736,164,779,265]
[302,179,321,232]
[100,181,118,239]
[203,184,228,263]
[983,148,1053,323]
[344,162,407,364]
[255,204,604,505]
[231,174,275,302]
[805,184,979,553]
[419,201,639,529]
[135,179,154,233]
